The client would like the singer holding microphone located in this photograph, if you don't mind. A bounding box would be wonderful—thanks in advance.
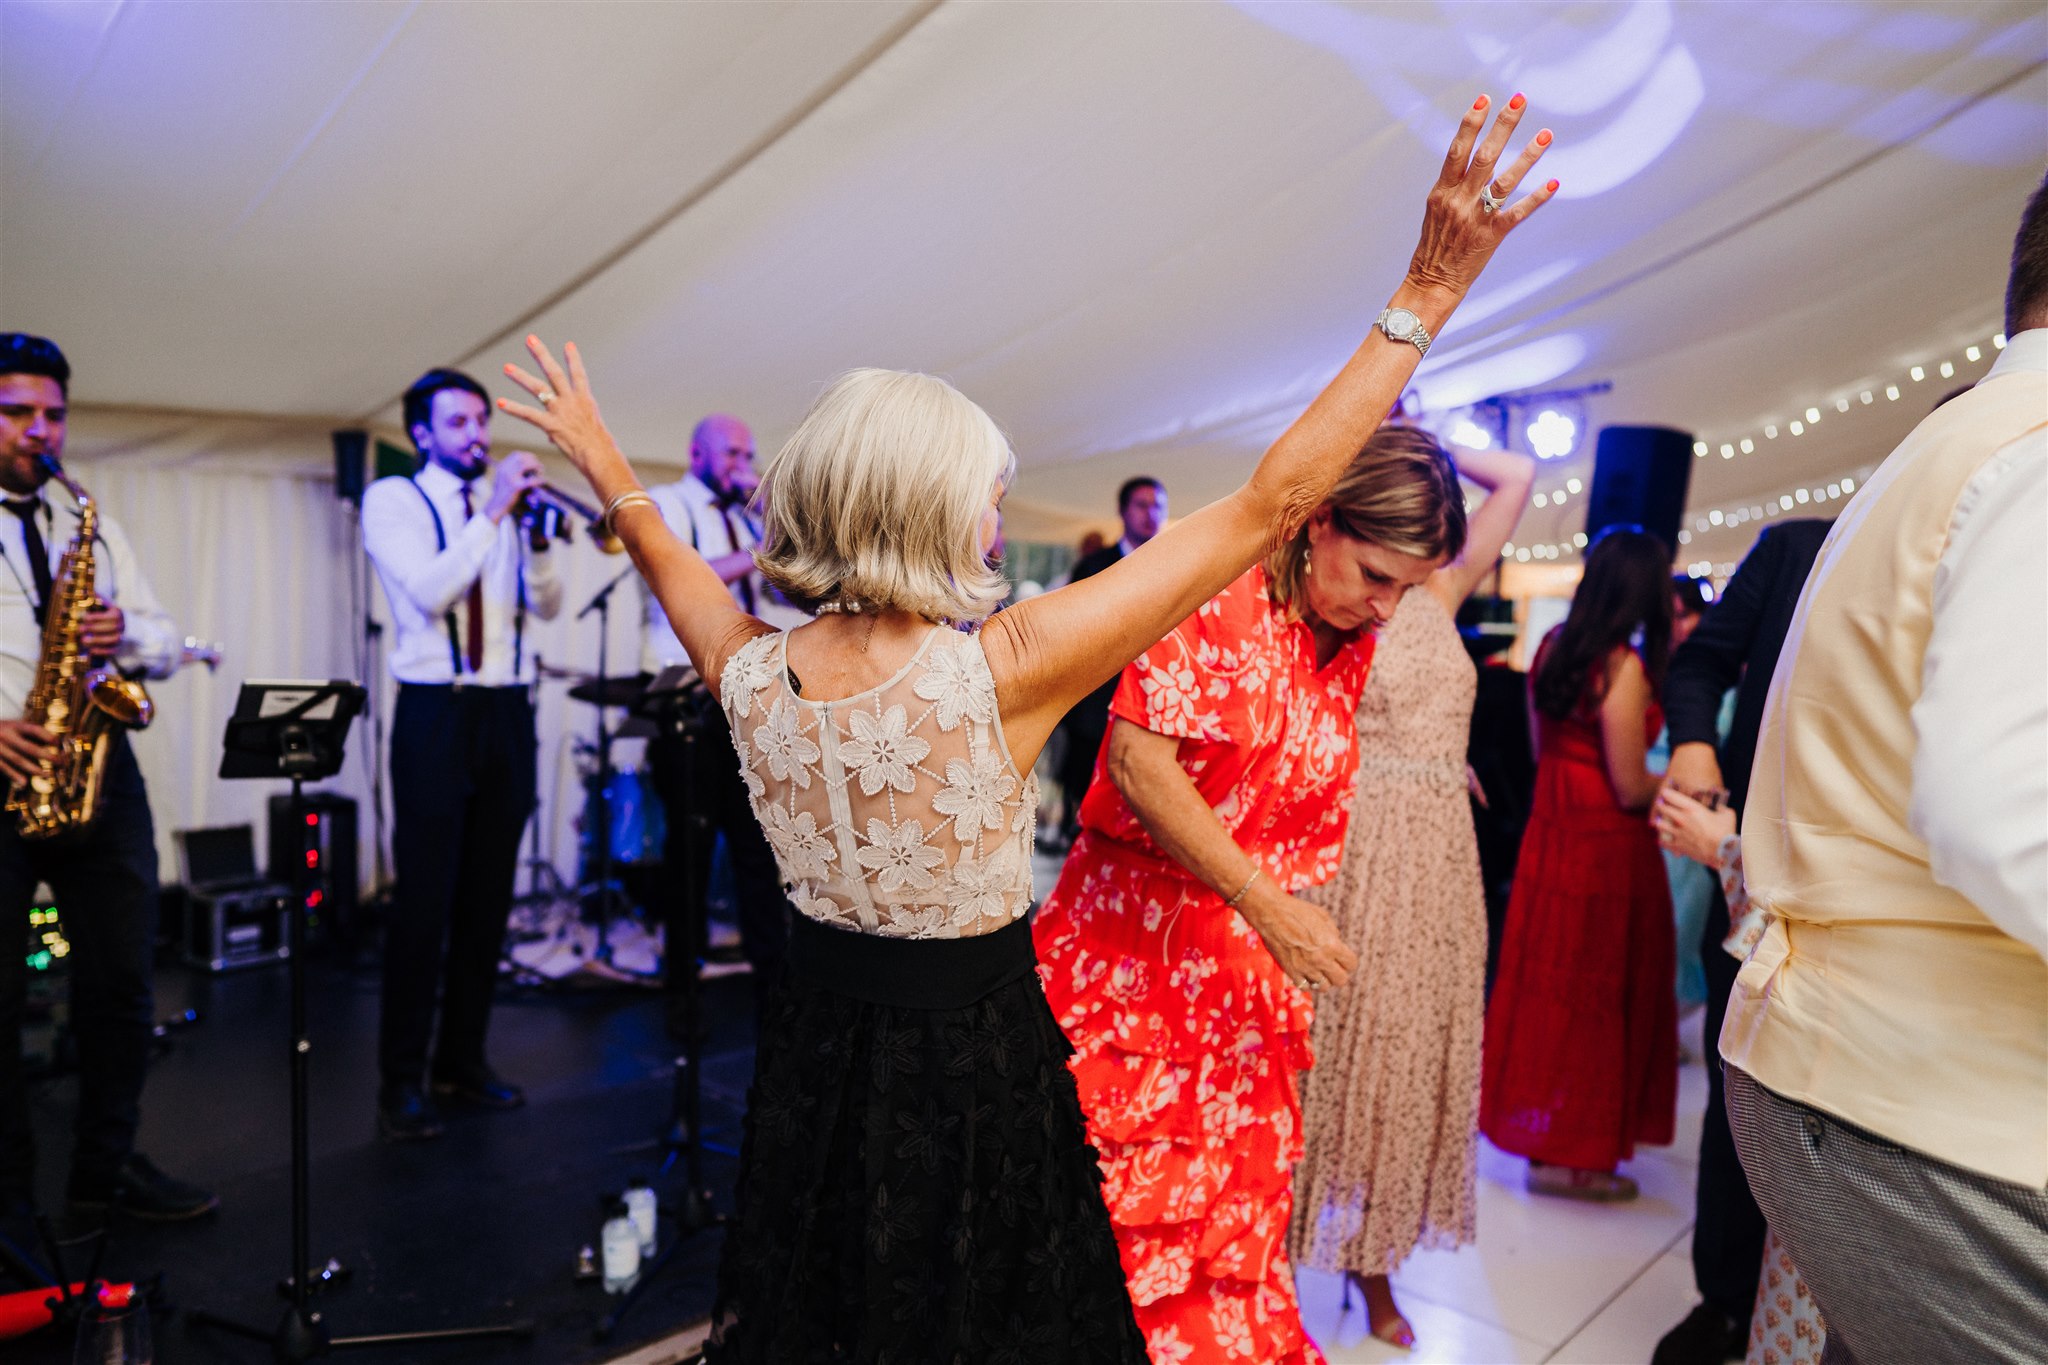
[362,368,561,1141]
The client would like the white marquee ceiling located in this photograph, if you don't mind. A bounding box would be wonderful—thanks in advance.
[4,0,2044,565]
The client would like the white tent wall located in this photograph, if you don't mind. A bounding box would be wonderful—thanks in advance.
[65,408,684,898]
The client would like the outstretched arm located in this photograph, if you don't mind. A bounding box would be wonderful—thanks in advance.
[1426,443,1535,611]
[984,95,1557,763]
[496,341,765,695]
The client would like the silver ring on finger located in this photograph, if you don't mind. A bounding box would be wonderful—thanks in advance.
[537,388,558,407]
[1479,184,1507,215]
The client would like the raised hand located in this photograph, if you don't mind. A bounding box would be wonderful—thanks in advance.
[498,336,637,503]
[1406,93,1557,304]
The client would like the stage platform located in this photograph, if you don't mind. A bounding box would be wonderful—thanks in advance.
[9,949,756,1363]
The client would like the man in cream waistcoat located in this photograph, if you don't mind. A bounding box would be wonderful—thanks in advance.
[1721,175,2048,1363]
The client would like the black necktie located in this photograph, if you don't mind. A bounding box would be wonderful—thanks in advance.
[718,502,758,614]
[4,498,52,624]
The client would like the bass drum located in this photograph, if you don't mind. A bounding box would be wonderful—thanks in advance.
[578,765,667,876]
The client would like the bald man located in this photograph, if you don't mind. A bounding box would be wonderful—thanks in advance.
[641,415,798,1022]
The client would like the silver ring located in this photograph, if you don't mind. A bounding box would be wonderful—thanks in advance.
[536,388,558,407]
[1479,186,1507,214]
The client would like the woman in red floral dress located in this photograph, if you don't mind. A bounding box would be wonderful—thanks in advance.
[1035,427,1471,1365]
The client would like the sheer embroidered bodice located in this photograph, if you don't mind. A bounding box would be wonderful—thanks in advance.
[718,625,1038,939]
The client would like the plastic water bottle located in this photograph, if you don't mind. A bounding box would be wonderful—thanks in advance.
[600,1197,641,1294]
[622,1179,658,1256]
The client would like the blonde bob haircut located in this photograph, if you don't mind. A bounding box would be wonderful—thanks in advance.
[1266,424,1468,614]
[753,368,1017,624]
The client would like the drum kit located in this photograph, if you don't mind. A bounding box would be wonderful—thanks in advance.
[505,660,706,985]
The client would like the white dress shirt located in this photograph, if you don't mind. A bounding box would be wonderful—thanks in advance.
[639,473,806,672]
[0,485,180,717]
[1908,327,2048,958]
[362,461,562,686]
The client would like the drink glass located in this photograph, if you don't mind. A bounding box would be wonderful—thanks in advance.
[74,1298,152,1365]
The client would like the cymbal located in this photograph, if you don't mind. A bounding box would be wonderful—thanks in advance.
[567,673,653,707]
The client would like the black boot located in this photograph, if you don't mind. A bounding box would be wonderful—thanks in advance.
[377,1083,447,1141]
[1652,1302,1746,1365]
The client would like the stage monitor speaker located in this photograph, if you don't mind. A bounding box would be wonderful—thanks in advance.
[268,792,359,949]
[332,430,368,505]
[1584,425,1693,556]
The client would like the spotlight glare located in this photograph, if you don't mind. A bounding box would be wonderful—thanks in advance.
[1806,407,1821,423]
[1885,385,1899,401]
[1739,438,1754,454]
[1566,477,1583,494]
[1677,530,1692,545]
[1965,345,1981,362]
[1827,482,1841,498]
[1573,532,1588,548]
[1790,420,1804,435]
[1709,509,1724,526]
[1841,477,1855,493]
[1835,397,1851,413]
[1525,409,1578,460]
[1994,333,2007,350]
[1939,360,1955,378]
[1911,366,1925,381]
[1859,391,1873,405]
[1795,488,1810,504]
[1501,543,1514,558]
[1516,548,1531,562]
[1693,440,1708,457]
[1533,492,1548,507]
[1449,417,1493,450]
[1720,443,1735,458]
[1764,424,1778,439]
[1779,494,1795,510]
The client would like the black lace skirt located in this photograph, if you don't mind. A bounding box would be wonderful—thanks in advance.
[703,914,1149,1365]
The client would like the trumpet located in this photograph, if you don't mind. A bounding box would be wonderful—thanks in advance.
[517,482,625,555]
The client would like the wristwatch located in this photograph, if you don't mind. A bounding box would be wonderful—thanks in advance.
[1374,307,1432,357]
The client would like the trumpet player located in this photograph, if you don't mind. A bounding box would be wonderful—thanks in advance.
[362,367,561,1141]
[0,333,217,1229]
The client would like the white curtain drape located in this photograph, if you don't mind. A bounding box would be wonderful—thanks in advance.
[67,410,675,897]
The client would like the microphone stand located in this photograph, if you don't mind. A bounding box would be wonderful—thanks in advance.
[579,569,634,964]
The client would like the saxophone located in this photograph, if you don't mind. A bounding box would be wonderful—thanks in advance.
[4,458,155,838]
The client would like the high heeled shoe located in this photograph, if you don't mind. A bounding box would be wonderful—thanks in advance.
[1340,1271,1416,1350]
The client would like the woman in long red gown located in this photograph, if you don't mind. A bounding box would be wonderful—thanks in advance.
[1036,427,1473,1364]
[1481,526,1678,1199]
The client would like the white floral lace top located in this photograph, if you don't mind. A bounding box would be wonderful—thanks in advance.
[719,626,1039,939]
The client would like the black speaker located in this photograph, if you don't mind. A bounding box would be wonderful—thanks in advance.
[332,430,369,505]
[1584,425,1693,555]
[268,792,359,949]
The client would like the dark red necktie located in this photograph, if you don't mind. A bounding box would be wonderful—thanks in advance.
[461,484,484,673]
[719,503,757,614]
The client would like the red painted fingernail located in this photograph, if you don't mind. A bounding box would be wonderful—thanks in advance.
[1547,179,1560,192]
[1536,129,1552,146]
[1509,93,1526,110]
[1473,94,1488,110]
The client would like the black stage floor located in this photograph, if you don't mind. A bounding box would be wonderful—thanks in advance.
[9,951,756,1363]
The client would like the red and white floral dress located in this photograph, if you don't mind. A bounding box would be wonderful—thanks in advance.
[1034,565,1375,1365]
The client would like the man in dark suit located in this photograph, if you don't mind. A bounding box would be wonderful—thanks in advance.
[1054,476,1166,844]
[1653,516,1832,1365]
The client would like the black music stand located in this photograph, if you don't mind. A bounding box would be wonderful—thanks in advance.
[188,680,533,1360]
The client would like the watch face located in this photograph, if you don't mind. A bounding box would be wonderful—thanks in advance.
[1384,308,1419,338]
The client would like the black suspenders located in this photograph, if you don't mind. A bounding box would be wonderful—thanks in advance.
[408,477,525,680]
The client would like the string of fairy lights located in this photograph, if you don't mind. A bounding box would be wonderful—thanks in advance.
[1492,329,2008,578]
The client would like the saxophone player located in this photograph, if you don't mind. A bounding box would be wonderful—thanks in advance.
[0,333,216,1228]
[361,368,561,1141]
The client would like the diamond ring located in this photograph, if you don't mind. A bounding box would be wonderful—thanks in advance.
[537,388,558,407]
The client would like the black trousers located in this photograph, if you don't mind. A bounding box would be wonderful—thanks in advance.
[381,684,535,1088]
[1693,880,1769,1321]
[0,734,159,1202]
[647,704,790,1022]
[1056,718,1105,843]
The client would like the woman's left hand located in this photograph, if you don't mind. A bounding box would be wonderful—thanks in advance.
[498,335,635,499]
[1653,786,1736,866]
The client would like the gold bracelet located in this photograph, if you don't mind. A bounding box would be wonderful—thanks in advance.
[1224,867,1262,909]
[601,489,657,538]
